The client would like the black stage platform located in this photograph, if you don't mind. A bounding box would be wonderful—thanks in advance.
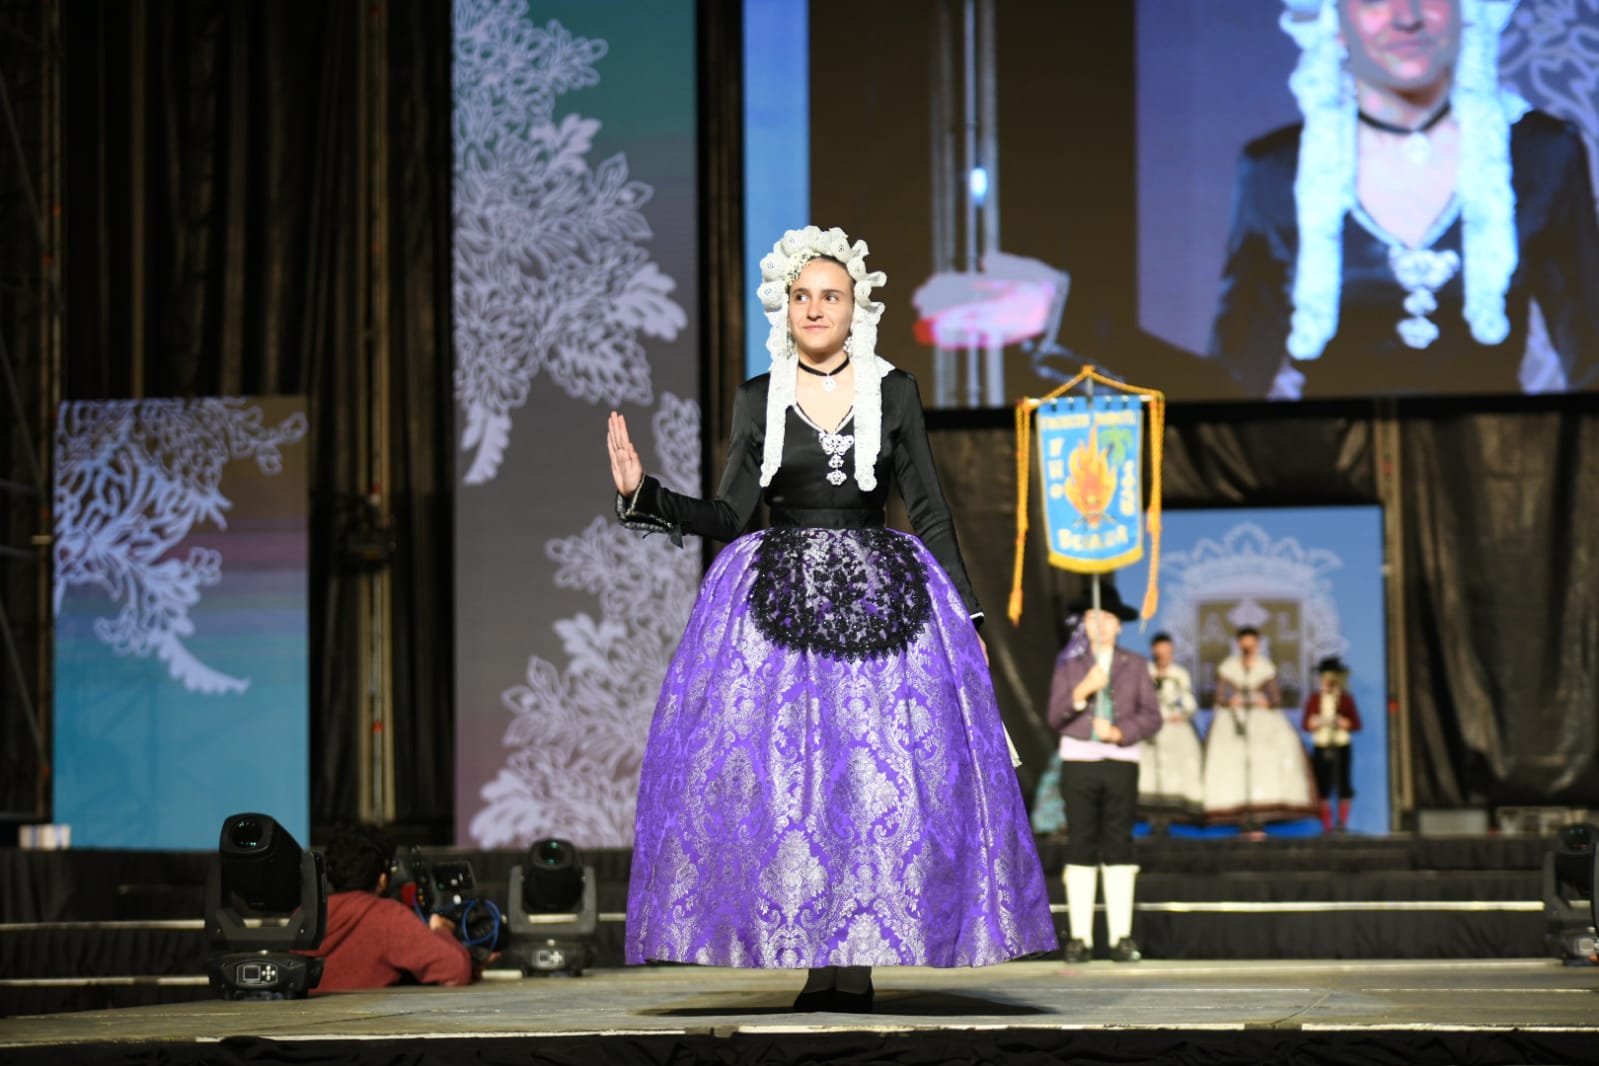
[3,959,1597,1065]
[0,834,1553,1011]
[2,834,1589,1063]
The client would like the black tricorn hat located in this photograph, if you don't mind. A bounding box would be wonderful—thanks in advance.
[1316,655,1350,675]
[1066,584,1140,622]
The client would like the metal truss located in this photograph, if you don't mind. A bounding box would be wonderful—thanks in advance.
[0,0,61,821]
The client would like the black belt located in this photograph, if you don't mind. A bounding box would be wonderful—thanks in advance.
[766,508,886,530]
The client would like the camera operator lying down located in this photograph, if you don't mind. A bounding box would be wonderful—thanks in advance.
[301,825,476,992]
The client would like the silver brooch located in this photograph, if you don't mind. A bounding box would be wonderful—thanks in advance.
[819,431,854,487]
[1388,247,1460,350]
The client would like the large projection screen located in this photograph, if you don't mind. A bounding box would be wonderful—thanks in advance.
[792,0,1599,406]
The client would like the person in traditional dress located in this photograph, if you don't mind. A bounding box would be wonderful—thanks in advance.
[1048,585,1163,963]
[1211,0,1599,399]
[1202,626,1319,828]
[1138,632,1205,826]
[606,226,1056,1012]
[1303,655,1363,831]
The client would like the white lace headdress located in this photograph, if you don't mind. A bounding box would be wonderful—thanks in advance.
[1280,0,1527,360]
[755,225,891,491]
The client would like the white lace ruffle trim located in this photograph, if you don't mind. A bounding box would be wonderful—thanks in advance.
[757,226,890,493]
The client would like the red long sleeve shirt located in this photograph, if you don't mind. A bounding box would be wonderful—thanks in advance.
[303,891,473,993]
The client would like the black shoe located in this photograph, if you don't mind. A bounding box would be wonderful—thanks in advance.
[792,988,835,1012]
[1063,938,1092,963]
[831,986,874,1013]
[1110,937,1142,963]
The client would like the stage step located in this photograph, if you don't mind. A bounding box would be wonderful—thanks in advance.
[0,835,1558,1014]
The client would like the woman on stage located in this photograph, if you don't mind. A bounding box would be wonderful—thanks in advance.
[606,226,1057,1012]
[1202,627,1319,828]
[1139,632,1205,826]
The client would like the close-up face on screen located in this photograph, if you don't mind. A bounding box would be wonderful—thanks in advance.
[784,0,1599,407]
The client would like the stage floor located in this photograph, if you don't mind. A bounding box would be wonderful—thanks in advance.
[4,958,1598,1065]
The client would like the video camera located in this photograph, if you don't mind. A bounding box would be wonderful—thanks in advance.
[387,847,507,963]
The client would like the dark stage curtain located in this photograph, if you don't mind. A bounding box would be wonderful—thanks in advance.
[1158,402,1377,505]
[59,1,453,832]
[930,399,1599,816]
[5,1029,1596,1066]
[1402,405,1599,808]
[698,0,746,515]
[0,0,52,819]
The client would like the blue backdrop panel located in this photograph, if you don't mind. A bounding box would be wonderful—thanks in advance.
[1119,506,1390,835]
[52,397,310,849]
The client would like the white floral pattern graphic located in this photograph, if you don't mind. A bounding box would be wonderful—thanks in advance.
[1157,522,1349,693]
[470,394,701,847]
[453,0,687,485]
[1499,0,1599,391]
[1501,0,1599,146]
[53,399,309,695]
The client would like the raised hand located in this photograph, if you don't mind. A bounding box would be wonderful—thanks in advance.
[607,410,644,497]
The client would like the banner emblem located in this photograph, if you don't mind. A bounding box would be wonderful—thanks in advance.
[1038,396,1144,572]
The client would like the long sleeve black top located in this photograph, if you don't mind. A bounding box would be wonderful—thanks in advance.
[618,368,983,621]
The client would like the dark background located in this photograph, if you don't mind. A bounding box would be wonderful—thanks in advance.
[1,0,1594,839]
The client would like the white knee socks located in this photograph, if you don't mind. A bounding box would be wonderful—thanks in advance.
[1063,864,1099,945]
[1100,864,1139,945]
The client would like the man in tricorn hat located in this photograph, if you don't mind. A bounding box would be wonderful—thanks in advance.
[1303,655,1362,832]
[1047,583,1163,962]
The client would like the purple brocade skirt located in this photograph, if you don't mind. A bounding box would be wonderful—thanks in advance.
[626,527,1057,968]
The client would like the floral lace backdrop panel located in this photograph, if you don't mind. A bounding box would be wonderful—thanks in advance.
[452,1,702,848]
[52,397,312,847]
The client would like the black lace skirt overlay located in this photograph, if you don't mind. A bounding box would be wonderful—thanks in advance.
[748,528,932,661]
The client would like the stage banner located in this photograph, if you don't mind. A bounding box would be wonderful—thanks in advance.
[1118,507,1390,835]
[1010,366,1165,625]
[453,0,699,848]
[52,397,310,849]
[1037,394,1145,572]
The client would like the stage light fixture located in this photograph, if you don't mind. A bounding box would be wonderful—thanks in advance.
[204,812,328,998]
[1542,822,1598,966]
[506,837,597,976]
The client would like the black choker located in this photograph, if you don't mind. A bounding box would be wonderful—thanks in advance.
[1358,101,1451,137]
[798,355,850,392]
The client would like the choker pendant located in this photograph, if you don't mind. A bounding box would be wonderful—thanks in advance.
[1401,132,1432,166]
[1358,102,1451,167]
[798,354,850,392]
